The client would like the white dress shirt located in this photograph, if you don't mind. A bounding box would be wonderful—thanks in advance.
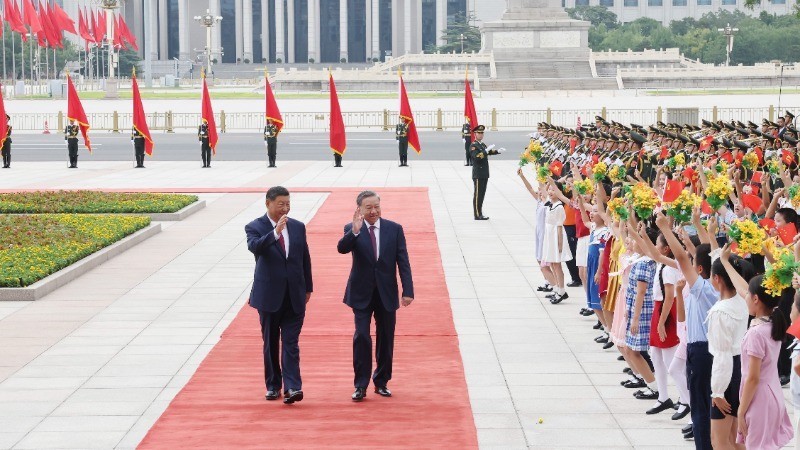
[353,218,380,260]
[268,215,289,258]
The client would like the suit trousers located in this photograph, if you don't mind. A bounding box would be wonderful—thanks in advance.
[563,225,579,282]
[267,138,277,166]
[464,138,472,165]
[352,289,396,388]
[686,342,713,450]
[258,292,305,392]
[473,177,488,218]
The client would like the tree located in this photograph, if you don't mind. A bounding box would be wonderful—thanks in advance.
[566,5,619,29]
[427,12,480,54]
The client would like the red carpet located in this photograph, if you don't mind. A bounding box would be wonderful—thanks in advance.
[138,189,478,449]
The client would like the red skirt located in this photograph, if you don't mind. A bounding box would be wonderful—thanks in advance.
[649,299,679,348]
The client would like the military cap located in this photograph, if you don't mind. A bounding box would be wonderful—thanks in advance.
[733,140,750,151]
[472,125,486,133]
[676,134,689,144]
[630,131,647,145]
[576,130,585,140]
[787,111,795,120]
[785,135,798,145]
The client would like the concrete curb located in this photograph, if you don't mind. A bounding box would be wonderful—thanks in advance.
[148,200,205,221]
[0,224,162,301]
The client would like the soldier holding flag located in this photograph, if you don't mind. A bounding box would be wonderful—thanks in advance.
[131,127,146,168]
[264,119,279,168]
[462,120,472,166]
[396,117,409,167]
[198,122,212,168]
[65,119,79,168]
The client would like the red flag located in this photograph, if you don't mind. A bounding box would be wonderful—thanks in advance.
[759,218,777,232]
[78,9,93,46]
[118,14,137,51]
[264,72,283,134]
[89,8,99,43]
[37,2,60,48]
[549,160,563,177]
[329,73,346,156]
[740,193,762,214]
[201,73,219,154]
[782,149,795,166]
[22,0,41,33]
[721,151,734,163]
[0,83,8,151]
[132,72,153,156]
[8,0,27,41]
[112,13,125,50]
[701,199,713,215]
[788,316,800,340]
[51,2,75,35]
[94,10,106,44]
[66,74,91,153]
[660,145,669,160]
[464,74,478,141]
[398,73,420,154]
[662,179,685,202]
[44,3,63,47]
[778,223,798,246]
[699,135,714,152]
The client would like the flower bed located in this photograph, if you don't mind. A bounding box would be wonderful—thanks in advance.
[0,191,198,214]
[0,214,151,287]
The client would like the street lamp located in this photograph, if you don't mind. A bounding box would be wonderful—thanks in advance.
[194,9,223,75]
[94,0,123,79]
[459,33,465,53]
[717,23,738,67]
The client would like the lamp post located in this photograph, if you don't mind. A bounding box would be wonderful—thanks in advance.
[717,23,738,67]
[194,9,223,76]
[94,0,123,98]
[459,33,465,53]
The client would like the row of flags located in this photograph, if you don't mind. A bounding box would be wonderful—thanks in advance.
[1,0,137,50]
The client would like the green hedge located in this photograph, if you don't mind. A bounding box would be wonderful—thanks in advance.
[0,214,151,287]
[0,191,198,214]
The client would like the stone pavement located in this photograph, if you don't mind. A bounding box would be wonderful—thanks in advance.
[0,161,794,449]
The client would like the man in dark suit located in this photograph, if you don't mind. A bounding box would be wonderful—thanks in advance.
[337,190,414,402]
[245,186,313,405]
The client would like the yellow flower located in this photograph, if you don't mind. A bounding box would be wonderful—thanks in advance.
[742,152,759,170]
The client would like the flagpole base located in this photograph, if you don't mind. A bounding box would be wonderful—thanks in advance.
[104,79,120,99]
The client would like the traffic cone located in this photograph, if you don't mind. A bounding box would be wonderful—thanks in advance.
[42,120,50,134]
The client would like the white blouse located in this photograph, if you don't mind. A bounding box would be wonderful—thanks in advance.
[706,295,748,398]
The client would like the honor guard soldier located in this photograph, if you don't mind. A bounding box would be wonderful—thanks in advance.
[198,122,212,168]
[470,125,502,220]
[264,119,278,167]
[462,120,472,166]
[333,151,343,167]
[65,118,79,168]
[131,127,146,168]
[396,117,409,167]
[2,115,11,168]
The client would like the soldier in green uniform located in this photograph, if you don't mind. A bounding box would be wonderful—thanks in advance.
[470,125,502,220]
[65,118,79,168]
[264,119,278,167]
[396,117,409,167]
[333,151,343,167]
[131,127,145,168]
[2,115,11,168]
[462,120,472,166]
[198,122,212,168]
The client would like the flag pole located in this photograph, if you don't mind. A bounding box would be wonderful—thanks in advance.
[2,23,7,81]
[11,29,15,82]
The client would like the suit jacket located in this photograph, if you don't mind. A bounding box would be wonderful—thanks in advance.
[246,215,313,313]
[470,140,494,179]
[337,218,413,312]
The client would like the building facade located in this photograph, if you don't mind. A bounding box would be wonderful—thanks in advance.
[561,0,793,25]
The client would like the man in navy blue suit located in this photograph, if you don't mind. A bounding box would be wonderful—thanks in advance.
[337,190,414,401]
[246,186,313,405]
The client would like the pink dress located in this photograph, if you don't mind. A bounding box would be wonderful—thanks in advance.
[736,321,793,449]
[609,252,634,346]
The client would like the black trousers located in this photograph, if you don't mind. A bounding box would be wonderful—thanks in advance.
[687,342,713,450]
[1,142,9,167]
[134,141,145,167]
[398,140,408,165]
[464,138,472,165]
[564,225,579,283]
[352,290,396,388]
[67,139,78,167]
[333,153,342,167]
[258,293,305,392]
[778,287,795,377]
[201,144,211,167]
[267,138,277,166]
[473,177,487,218]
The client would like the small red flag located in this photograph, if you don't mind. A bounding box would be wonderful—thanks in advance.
[0,83,8,151]
[22,0,41,33]
[549,160,564,177]
[740,193,762,214]
[398,73,421,154]
[778,223,798,246]
[201,74,219,154]
[662,179,685,202]
[66,74,91,153]
[329,73,346,156]
[660,145,669,160]
[759,218,777,232]
[782,149,795,166]
[131,73,153,156]
[118,14,137,51]
[264,72,283,135]
[701,199,713,215]
[788,316,800,340]
[464,74,478,141]
[78,9,93,47]
[699,135,714,152]
[721,151,734,163]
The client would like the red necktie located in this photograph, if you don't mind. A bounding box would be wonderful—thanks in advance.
[277,233,286,255]
[368,225,377,260]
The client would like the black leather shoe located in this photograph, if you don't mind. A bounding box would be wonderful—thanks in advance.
[549,292,568,304]
[622,379,646,389]
[537,285,553,292]
[617,355,625,361]
[567,280,582,287]
[265,390,280,401]
[374,386,392,397]
[477,216,489,220]
[646,398,674,415]
[681,424,693,434]
[595,335,608,344]
[634,389,659,400]
[781,375,790,387]
[592,320,603,329]
[580,309,595,317]
[602,341,614,349]
[352,387,367,402]
[683,429,694,440]
[283,389,303,404]
[672,403,691,420]
[623,367,632,375]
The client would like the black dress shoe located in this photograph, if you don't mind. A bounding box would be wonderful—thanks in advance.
[646,398,674,415]
[623,367,632,375]
[352,387,367,402]
[622,379,646,389]
[580,309,595,317]
[683,429,694,440]
[594,335,608,344]
[374,386,392,397]
[549,292,568,304]
[283,389,303,404]
[592,320,603,329]
[567,280,582,287]
[672,403,691,420]
[265,390,280,401]
[617,355,625,361]
[634,389,659,400]
[477,215,489,220]
[681,424,693,434]
[602,341,614,349]
[537,285,553,292]
[781,375,790,387]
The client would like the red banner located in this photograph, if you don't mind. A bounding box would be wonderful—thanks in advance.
[132,73,153,156]
[265,72,283,134]
[201,74,219,154]
[67,74,91,152]
[398,74,420,154]
[329,73,346,156]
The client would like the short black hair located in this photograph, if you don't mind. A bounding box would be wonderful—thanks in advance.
[266,186,290,201]
[356,190,380,206]
[695,244,712,278]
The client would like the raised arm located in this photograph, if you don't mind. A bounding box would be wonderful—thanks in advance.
[656,212,698,287]
[719,244,750,299]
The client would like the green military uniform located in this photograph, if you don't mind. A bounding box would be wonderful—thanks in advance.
[264,122,278,167]
[396,121,409,166]
[131,127,145,168]
[2,115,11,168]
[470,125,499,220]
[198,123,211,167]
[462,122,472,166]
[65,123,79,168]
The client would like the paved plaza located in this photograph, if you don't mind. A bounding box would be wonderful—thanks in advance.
[0,160,795,449]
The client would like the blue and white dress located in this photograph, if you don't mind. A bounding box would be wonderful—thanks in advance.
[586,225,610,310]
[625,256,657,351]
